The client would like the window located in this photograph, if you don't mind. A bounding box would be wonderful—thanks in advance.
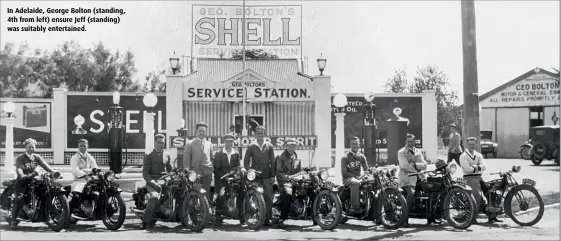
[234,115,264,136]
[529,107,544,127]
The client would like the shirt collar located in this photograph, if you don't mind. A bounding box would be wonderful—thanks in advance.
[26,152,34,160]
[222,148,237,155]
[78,151,88,158]
[154,148,163,153]
[197,137,205,142]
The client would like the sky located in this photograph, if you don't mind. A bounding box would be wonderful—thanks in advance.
[1,1,559,105]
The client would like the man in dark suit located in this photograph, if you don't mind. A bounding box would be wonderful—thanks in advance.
[213,134,245,225]
[183,122,214,201]
[243,125,275,226]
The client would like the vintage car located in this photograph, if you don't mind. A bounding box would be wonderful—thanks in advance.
[529,125,560,166]
[480,131,498,158]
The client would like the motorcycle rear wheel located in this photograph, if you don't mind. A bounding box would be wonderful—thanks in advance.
[504,184,544,226]
[312,190,342,230]
[242,192,266,230]
[101,193,127,231]
[45,193,70,232]
[520,147,532,160]
[180,193,210,232]
[443,187,476,230]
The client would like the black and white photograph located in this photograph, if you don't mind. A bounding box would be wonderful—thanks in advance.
[0,0,559,240]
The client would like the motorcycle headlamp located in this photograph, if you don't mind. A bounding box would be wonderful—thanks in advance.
[512,165,521,173]
[390,169,397,177]
[188,171,197,182]
[105,171,116,182]
[447,163,457,175]
[52,172,62,179]
[247,170,256,181]
[319,170,328,180]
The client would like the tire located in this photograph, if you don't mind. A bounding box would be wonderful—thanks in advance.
[242,192,266,230]
[101,193,127,231]
[443,187,476,230]
[312,190,342,230]
[531,155,543,166]
[339,217,349,224]
[45,193,70,232]
[375,188,408,230]
[180,192,210,232]
[504,184,544,226]
[520,147,532,160]
[0,187,14,225]
[532,143,548,160]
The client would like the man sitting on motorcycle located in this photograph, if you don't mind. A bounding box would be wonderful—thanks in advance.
[213,134,244,226]
[11,138,55,230]
[341,136,369,215]
[68,139,99,219]
[141,133,172,230]
[275,138,302,229]
[398,134,428,227]
[459,137,501,224]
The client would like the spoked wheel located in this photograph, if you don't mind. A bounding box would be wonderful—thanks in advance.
[45,194,69,232]
[101,194,127,230]
[520,147,532,160]
[375,188,408,230]
[180,193,210,232]
[443,187,476,229]
[312,190,342,230]
[504,184,544,226]
[242,192,266,230]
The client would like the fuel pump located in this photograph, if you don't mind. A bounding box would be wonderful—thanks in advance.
[108,92,127,174]
[361,93,380,167]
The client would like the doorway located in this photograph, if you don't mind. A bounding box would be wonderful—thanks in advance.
[234,115,264,136]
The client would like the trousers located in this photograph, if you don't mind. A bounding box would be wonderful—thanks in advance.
[143,185,161,223]
[343,177,361,206]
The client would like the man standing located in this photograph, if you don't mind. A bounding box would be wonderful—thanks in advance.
[141,134,172,230]
[341,136,369,215]
[183,122,214,201]
[448,124,463,164]
[11,138,54,230]
[459,137,500,224]
[398,134,428,226]
[275,138,302,228]
[228,124,238,138]
[243,125,275,226]
[69,139,99,218]
[213,134,244,226]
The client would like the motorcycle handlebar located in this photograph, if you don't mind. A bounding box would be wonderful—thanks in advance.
[408,171,428,177]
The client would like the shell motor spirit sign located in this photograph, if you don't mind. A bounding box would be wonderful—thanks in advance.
[192,5,302,59]
[169,135,317,148]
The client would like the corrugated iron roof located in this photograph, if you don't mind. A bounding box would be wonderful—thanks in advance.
[183,58,313,84]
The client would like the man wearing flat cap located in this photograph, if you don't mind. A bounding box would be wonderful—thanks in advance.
[448,123,463,164]
[213,134,244,226]
[275,138,304,229]
[183,121,214,201]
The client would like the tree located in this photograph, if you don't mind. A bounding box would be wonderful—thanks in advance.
[383,65,460,141]
[231,49,279,60]
[143,68,168,92]
[0,41,142,98]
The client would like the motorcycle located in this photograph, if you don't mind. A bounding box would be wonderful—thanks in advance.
[468,165,544,226]
[62,168,126,230]
[0,171,70,232]
[406,161,477,229]
[338,167,408,230]
[519,139,532,160]
[131,168,211,232]
[271,167,342,230]
[214,167,267,230]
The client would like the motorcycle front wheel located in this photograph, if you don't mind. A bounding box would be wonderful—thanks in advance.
[375,188,408,230]
[101,193,127,230]
[45,193,70,232]
[520,147,532,160]
[242,191,266,230]
[504,184,544,226]
[312,190,342,230]
[180,192,210,232]
[443,187,476,230]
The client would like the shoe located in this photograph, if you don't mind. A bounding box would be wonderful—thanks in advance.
[141,222,155,230]
[239,220,246,227]
[488,218,502,223]
[278,219,286,229]
[403,221,410,228]
[10,221,19,230]
[263,220,271,227]
[472,218,479,224]
[213,218,223,226]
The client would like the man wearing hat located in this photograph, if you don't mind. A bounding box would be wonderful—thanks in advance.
[275,138,303,228]
[213,134,244,226]
[397,134,428,226]
[448,123,463,164]
[228,124,238,138]
[11,138,55,230]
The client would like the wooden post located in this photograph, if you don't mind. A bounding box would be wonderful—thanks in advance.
[461,0,481,152]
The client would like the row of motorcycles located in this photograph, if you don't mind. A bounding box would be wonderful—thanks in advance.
[0,160,545,232]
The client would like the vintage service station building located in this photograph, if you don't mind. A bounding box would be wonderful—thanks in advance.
[479,67,560,158]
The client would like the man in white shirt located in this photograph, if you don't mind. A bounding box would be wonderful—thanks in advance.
[69,139,99,214]
[459,137,501,224]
